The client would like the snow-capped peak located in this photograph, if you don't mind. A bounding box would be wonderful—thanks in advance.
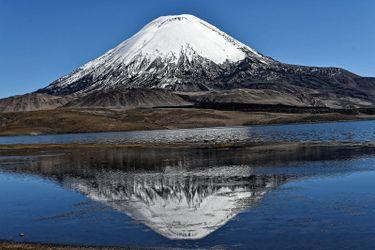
[43,14,271,94]
[84,14,262,69]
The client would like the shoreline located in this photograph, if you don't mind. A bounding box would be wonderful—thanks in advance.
[0,240,127,250]
[0,141,374,156]
[0,108,374,137]
[1,115,375,138]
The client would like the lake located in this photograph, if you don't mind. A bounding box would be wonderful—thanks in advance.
[0,120,375,249]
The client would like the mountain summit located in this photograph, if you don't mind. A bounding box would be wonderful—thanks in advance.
[97,14,266,65]
[40,14,274,95]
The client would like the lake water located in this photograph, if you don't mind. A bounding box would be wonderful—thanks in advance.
[0,120,375,249]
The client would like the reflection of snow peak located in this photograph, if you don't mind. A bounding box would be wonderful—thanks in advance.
[66,171,284,239]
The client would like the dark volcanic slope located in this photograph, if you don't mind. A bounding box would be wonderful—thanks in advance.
[65,88,191,108]
[209,62,375,108]
[42,60,375,109]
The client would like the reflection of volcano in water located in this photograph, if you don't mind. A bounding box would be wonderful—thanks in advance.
[4,144,371,240]
[63,170,285,239]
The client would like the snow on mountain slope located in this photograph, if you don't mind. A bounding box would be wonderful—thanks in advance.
[41,14,271,95]
[87,14,260,67]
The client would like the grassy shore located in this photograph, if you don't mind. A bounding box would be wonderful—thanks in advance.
[0,107,374,136]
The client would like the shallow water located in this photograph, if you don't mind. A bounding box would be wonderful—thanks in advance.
[1,141,375,249]
[0,120,374,145]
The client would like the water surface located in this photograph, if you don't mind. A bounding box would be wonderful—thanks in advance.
[0,120,375,249]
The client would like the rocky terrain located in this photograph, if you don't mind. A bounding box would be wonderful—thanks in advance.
[0,93,71,112]
[65,88,191,109]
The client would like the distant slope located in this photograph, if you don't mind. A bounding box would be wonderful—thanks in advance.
[0,93,70,112]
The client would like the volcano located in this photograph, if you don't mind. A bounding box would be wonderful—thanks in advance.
[1,14,375,112]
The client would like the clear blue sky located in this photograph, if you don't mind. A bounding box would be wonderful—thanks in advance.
[0,0,374,98]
